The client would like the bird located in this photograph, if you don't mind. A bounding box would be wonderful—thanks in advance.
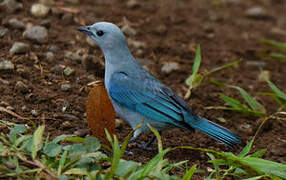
[77,22,241,149]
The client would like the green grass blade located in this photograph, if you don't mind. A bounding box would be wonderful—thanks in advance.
[229,85,266,113]
[147,124,162,153]
[182,164,196,180]
[31,126,45,159]
[269,52,286,61]
[207,153,220,177]
[58,150,68,176]
[238,139,254,158]
[265,79,286,101]
[207,59,241,75]
[192,44,201,76]
[219,93,249,111]
[261,39,286,53]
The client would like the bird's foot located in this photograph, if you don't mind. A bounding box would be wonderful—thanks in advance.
[131,142,155,151]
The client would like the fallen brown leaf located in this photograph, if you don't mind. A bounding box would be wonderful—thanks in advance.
[86,81,116,145]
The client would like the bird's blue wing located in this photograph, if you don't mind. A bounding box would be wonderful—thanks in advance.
[108,72,187,126]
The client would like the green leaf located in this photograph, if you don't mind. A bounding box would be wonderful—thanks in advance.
[147,124,162,152]
[229,85,266,113]
[182,164,197,180]
[9,124,26,143]
[52,134,75,143]
[68,144,86,158]
[58,150,68,176]
[238,139,254,158]
[261,39,286,53]
[269,52,286,61]
[265,79,286,101]
[84,136,101,153]
[43,142,62,157]
[207,153,220,177]
[0,142,4,152]
[115,159,140,177]
[14,135,32,147]
[219,93,249,111]
[31,126,45,159]
[207,59,241,75]
[250,149,267,158]
[192,44,201,76]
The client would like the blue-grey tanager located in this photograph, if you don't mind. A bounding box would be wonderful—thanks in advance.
[78,22,240,148]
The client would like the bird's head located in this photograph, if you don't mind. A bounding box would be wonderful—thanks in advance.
[77,22,127,53]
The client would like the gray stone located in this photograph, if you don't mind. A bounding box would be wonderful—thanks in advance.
[161,62,180,74]
[9,42,30,55]
[63,67,74,76]
[31,109,39,117]
[31,3,50,18]
[64,51,81,63]
[245,7,269,19]
[61,83,71,91]
[8,18,25,29]
[74,129,89,137]
[0,28,9,38]
[23,26,48,44]
[46,52,55,62]
[0,60,14,71]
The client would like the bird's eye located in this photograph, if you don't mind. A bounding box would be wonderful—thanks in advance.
[96,30,104,36]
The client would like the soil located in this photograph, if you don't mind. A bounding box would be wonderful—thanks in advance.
[1,0,286,179]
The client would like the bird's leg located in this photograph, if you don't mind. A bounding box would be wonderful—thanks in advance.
[134,135,157,151]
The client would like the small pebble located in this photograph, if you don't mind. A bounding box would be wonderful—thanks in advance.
[154,24,167,34]
[63,66,74,76]
[8,18,25,29]
[51,65,64,75]
[245,6,269,19]
[115,118,124,128]
[0,60,15,72]
[46,52,55,62]
[15,81,29,93]
[31,109,39,117]
[48,45,58,52]
[61,83,71,91]
[6,106,14,111]
[62,121,72,127]
[62,13,74,24]
[9,42,30,55]
[21,105,28,112]
[74,129,89,137]
[121,24,137,36]
[23,26,48,44]
[31,3,50,18]
[64,51,81,63]
[161,62,180,74]
[0,28,9,38]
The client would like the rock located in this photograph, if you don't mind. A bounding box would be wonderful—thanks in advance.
[127,39,146,48]
[23,26,48,44]
[31,109,39,117]
[50,65,64,75]
[74,129,89,137]
[61,83,71,91]
[86,36,96,47]
[64,51,81,63]
[62,121,72,127]
[46,52,54,62]
[0,28,9,38]
[239,123,253,135]
[9,42,30,55]
[115,118,124,128]
[31,3,50,18]
[15,81,29,93]
[8,18,25,30]
[245,7,269,19]
[0,60,14,72]
[126,0,141,8]
[121,24,137,36]
[1,0,23,13]
[63,67,74,76]
[161,62,180,74]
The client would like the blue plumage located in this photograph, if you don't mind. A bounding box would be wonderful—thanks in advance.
[78,22,241,148]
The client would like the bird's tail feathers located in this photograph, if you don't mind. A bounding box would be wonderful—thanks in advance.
[186,115,241,147]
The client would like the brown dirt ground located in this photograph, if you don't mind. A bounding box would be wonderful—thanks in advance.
[1,0,286,178]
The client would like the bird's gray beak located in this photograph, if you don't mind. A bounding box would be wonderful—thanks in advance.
[77,26,93,36]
